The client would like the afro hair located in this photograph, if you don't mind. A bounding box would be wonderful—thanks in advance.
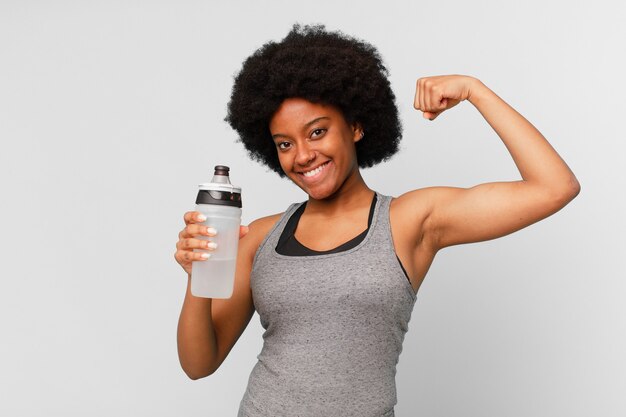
[225,23,402,177]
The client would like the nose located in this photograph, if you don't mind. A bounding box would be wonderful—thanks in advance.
[294,142,316,167]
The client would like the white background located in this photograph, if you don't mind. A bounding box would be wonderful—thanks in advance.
[1,1,624,416]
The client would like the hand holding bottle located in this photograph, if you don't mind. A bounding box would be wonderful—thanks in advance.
[174,212,249,276]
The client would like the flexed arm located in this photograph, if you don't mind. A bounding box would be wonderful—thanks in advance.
[404,75,580,250]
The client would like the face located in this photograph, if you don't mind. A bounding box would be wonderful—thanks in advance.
[269,98,363,200]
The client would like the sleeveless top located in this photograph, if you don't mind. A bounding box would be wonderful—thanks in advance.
[237,192,418,417]
[275,193,412,282]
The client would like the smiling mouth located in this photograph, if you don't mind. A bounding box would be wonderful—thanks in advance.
[299,161,330,178]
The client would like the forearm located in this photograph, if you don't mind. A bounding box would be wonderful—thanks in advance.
[177,275,218,379]
[468,78,580,197]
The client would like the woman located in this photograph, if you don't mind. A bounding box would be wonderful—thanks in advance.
[174,24,580,416]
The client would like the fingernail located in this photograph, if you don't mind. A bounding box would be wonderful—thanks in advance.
[206,227,217,236]
[200,253,210,259]
[207,241,218,250]
[197,214,207,222]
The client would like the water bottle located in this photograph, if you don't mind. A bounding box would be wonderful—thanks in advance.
[191,165,242,298]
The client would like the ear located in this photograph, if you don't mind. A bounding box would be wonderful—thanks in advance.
[352,122,364,143]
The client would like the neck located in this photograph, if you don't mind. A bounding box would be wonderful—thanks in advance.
[305,168,373,216]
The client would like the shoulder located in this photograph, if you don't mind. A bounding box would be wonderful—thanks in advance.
[389,186,458,247]
[389,187,438,223]
[239,212,284,257]
[248,212,284,237]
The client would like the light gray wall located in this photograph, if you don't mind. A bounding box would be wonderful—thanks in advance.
[1,1,623,416]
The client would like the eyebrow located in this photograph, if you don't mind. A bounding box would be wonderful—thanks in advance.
[271,116,330,140]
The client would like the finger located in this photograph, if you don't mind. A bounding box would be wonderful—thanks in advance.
[184,211,207,225]
[192,224,217,237]
[428,82,446,112]
[424,80,435,111]
[176,249,211,263]
[430,111,442,120]
[438,97,448,111]
[424,79,438,113]
[423,111,437,120]
[183,211,196,225]
[419,79,425,113]
[239,225,249,239]
[180,223,217,241]
[434,88,446,112]
[178,237,218,251]
[422,110,439,121]
[413,79,421,110]
[417,80,422,111]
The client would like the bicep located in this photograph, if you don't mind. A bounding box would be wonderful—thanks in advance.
[427,181,567,250]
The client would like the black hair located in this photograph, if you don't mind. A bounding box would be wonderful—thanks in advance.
[225,23,402,177]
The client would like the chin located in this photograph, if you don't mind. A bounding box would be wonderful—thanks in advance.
[287,175,327,199]
[300,183,337,200]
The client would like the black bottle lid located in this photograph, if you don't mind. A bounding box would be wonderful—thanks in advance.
[195,165,242,208]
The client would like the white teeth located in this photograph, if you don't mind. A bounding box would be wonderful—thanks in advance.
[302,162,327,177]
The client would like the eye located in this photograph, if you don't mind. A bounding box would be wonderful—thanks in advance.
[277,141,292,151]
[310,128,327,139]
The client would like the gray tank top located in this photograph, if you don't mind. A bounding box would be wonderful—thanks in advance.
[238,192,418,417]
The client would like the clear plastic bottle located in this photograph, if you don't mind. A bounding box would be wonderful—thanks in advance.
[191,165,242,298]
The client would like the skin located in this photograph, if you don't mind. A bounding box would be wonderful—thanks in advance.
[174,74,580,379]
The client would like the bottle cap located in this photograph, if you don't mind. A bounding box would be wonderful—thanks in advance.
[196,165,242,208]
